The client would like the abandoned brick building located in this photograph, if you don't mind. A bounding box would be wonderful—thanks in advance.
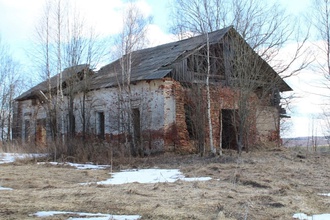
[13,26,291,154]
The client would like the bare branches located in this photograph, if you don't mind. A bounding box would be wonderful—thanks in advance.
[171,0,310,77]
[28,0,109,149]
[114,1,151,156]
[0,37,22,142]
[312,0,330,79]
[309,0,330,136]
[170,0,303,153]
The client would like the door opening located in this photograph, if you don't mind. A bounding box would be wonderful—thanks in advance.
[221,109,238,150]
[132,108,141,146]
[97,112,105,139]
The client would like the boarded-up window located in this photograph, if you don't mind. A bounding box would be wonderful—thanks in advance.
[36,119,46,146]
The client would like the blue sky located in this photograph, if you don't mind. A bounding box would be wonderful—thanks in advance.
[0,0,324,138]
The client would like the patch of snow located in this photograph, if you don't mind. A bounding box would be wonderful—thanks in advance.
[0,153,45,164]
[67,162,110,170]
[318,193,330,197]
[82,168,212,185]
[293,213,330,220]
[293,213,308,219]
[0,186,13,191]
[33,211,140,220]
[34,211,69,217]
[38,162,111,170]
[182,177,213,182]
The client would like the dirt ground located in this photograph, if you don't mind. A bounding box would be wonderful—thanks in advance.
[0,147,329,220]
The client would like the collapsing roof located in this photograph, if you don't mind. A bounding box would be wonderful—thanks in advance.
[93,26,291,92]
[93,26,233,89]
[16,64,90,101]
[16,26,291,101]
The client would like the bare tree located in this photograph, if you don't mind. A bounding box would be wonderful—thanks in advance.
[31,0,107,156]
[171,0,223,155]
[114,1,151,156]
[32,0,58,142]
[226,30,289,153]
[310,0,330,137]
[0,37,22,144]
[171,0,310,154]
[62,3,107,147]
[171,0,307,63]
[171,0,311,82]
[311,0,330,80]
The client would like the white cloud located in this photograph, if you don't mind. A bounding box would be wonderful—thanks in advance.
[74,0,153,37]
[0,0,174,65]
[288,116,320,137]
[271,39,330,137]
[0,0,158,43]
[0,0,42,41]
[132,0,152,16]
[73,0,124,36]
[147,24,176,46]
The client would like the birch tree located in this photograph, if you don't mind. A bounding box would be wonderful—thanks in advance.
[115,1,151,156]
[0,37,22,143]
[62,4,106,143]
[32,0,107,155]
[32,0,58,141]
[200,20,216,155]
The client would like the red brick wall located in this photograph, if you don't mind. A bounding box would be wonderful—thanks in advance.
[167,81,265,154]
[171,81,196,153]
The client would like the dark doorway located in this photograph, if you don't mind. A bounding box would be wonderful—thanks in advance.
[184,104,195,139]
[132,108,141,146]
[221,109,238,149]
[67,114,76,138]
[97,112,105,139]
[24,120,30,142]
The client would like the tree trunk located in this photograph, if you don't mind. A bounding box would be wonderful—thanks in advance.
[205,32,215,155]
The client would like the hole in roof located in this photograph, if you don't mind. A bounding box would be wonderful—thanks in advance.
[171,44,179,49]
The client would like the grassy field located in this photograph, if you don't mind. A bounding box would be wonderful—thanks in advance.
[0,148,329,220]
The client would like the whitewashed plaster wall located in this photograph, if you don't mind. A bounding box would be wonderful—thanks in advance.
[72,79,176,136]
[17,78,177,148]
[19,99,46,140]
[256,106,279,140]
[163,79,176,130]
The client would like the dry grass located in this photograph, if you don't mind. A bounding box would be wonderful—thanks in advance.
[0,148,330,220]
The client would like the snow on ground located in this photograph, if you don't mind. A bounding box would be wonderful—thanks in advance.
[0,186,13,191]
[33,211,141,220]
[294,192,330,219]
[37,162,111,170]
[293,213,330,220]
[89,168,212,185]
[0,153,110,170]
[318,193,330,197]
[0,153,44,191]
[2,153,330,219]
[0,153,43,164]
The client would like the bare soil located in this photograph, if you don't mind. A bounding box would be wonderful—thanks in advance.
[0,148,330,220]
